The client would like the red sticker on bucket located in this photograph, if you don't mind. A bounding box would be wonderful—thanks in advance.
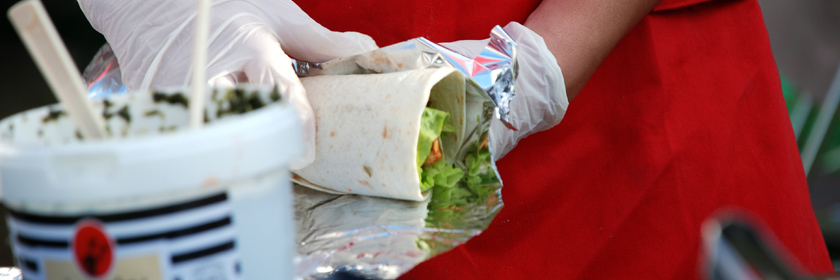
[72,220,114,278]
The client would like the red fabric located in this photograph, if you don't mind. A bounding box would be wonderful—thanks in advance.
[297,0,833,278]
[296,0,542,47]
[653,0,719,11]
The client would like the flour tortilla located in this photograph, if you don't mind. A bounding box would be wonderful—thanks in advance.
[293,68,467,201]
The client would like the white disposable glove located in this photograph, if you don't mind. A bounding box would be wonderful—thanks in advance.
[77,0,378,169]
[441,22,569,160]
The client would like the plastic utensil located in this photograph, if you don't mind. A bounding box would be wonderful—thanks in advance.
[7,0,106,139]
[189,0,211,129]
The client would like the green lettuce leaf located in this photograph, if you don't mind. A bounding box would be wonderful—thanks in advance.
[418,108,453,191]
[426,139,501,228]
[421,160,465,192]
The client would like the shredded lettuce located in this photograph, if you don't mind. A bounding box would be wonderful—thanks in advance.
[421,160,465,192]
[426,139,500,228]
[418,108,502,230]
[417,108,455,191]
[464,144,498,197]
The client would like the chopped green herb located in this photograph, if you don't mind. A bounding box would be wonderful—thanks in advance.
[216,88,270,117]
[270,86,282,102]
[42,109,65,123]
[103,99,113,110]
[117,106,131,123]
[152,92,189,107]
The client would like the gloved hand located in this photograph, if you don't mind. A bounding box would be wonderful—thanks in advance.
[441,22,568,160]
[77,0,378,169]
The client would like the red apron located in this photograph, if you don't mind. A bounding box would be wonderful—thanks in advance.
[296,0,833,278]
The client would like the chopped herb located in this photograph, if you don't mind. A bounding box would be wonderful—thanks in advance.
[248,95,265,110]
[42,109,65,123]
[152,92,189,107]
[117,106,131,123]
[270,86,282,102]
[216,99,226,119]
[217,88,268,117]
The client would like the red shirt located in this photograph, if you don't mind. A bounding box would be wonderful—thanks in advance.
[296,0,833,278]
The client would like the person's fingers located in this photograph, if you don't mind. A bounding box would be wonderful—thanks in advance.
[208,73,238,88]
[258,0,378,62]
[504,22,568,133]
[241,30,317,169]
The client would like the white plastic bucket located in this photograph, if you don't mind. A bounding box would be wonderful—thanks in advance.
[0,88,302,280]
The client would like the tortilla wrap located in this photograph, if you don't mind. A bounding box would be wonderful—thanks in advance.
[293,68,466,201]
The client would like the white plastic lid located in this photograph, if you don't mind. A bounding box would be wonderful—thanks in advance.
[0,104,302,204]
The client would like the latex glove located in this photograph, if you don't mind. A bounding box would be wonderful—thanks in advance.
[441,22,568,160]
[77,0,378,169]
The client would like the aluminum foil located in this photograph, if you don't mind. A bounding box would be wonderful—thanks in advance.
[79,26,516,279]
[293,183,502,280]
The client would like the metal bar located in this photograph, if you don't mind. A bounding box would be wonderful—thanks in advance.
[801,64,840,177]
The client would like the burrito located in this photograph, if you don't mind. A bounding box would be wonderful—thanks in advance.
[293,68,469,201]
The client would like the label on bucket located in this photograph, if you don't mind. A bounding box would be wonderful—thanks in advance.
[6,192,242,280]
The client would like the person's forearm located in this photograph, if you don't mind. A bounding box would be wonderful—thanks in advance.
[525,0,661,101]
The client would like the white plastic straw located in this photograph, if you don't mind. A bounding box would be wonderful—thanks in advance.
[8,0,107,139]
[190,0,212,129]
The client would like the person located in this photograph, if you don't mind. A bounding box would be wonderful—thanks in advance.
[79,0,833,278]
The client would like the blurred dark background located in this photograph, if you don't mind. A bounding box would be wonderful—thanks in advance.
[0,1,104,120]
[1,0,839,272]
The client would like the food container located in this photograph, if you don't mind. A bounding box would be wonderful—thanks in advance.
[0,87,301,280]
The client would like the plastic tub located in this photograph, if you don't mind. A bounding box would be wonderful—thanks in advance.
[0,87,302,280]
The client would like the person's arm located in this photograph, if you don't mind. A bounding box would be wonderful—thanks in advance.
[525,0,662,100]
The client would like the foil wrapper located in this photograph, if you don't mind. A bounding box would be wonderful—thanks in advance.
[293,182,502,280]
[79,26,515,279]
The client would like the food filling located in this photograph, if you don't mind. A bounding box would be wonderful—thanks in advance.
[423,139,442,167]
[417,108,463,192]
